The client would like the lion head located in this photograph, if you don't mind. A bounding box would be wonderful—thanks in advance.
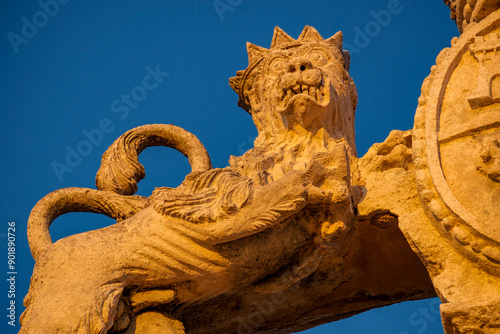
[229,26,357,152]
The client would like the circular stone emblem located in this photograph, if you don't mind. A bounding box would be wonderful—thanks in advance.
[413,9,500,276]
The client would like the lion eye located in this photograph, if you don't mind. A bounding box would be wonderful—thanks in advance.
[307,51,328,68]
[269,58,287,76]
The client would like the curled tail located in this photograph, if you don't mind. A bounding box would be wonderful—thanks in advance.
[29,124,212,261]
[28,188,149,261]
[96,123,212,195]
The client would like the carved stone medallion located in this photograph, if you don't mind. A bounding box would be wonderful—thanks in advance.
[413,9,500,275]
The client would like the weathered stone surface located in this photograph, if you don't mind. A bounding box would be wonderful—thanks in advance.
[445,0,500,33]
[20,26,436,334]
[20,3,500,332]
[403,4,500,333]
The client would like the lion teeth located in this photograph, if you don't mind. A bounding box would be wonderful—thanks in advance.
[282,89,292,106]
[309,86,315,97]
[283,95,290,106]
[281,83,325,106]
[283,91,291,106]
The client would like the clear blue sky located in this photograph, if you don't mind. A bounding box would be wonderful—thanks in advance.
[0,0,458,333]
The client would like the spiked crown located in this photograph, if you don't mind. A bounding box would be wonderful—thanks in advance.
[229,26,350,113]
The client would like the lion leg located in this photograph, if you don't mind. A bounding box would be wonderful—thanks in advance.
[205,168,309,244]
[110,290,183,334]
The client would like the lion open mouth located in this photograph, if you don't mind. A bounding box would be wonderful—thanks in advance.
[278,78,329,111]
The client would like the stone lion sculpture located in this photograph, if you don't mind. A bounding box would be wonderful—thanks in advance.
[21,2,500,331]
[20,26,365,334]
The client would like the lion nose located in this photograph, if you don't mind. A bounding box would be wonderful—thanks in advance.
[287,57,313,73]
